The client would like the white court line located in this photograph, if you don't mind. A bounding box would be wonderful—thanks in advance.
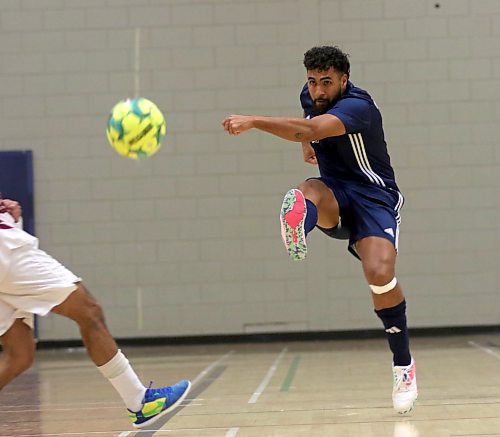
[248,348,287,404]
[468,340,500,360]
[14,432,166,437]
[15,429,220,437]
[2,402,202,414]
[118,427,237,437]
[3,405,122,414]
[192,350,234,386]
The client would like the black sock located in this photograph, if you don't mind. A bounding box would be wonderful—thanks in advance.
[304,199,318,236]
[375,300,412,366]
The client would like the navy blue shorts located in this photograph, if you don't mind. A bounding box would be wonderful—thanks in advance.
[311,177,404,259]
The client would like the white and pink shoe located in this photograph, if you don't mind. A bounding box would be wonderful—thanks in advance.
[392,357,418,414]
[279,189,307,261]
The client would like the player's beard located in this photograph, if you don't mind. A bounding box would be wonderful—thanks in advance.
[313,83,343,114]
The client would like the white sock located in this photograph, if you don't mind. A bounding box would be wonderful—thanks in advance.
[98,350,146,412]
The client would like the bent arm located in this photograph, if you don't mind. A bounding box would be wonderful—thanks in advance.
[223,113,346,142]
[302,141,317,165]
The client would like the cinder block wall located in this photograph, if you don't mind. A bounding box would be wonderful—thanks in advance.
[0,0,498,340]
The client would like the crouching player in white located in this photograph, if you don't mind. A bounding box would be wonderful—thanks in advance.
[0,198,190,428]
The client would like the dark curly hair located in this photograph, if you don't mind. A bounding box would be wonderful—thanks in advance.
[303,46,350,77]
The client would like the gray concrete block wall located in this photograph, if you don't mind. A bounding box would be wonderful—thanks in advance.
[0,0,498,340]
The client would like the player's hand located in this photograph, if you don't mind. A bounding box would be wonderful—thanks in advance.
[302,142,318,165]
[222,115,254,135]
[0,199,22,222]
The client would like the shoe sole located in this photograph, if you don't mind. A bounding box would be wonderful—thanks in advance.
[394,394,418,414]
[133,381,192,429]
[396,404,414,414]
[280,189,307,261]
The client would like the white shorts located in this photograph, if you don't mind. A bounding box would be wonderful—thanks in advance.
[0,243,80,336]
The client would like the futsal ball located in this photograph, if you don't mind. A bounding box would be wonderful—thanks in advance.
[106,97,166,159]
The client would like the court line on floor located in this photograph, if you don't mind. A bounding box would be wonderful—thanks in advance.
[119,351,234,437]
[468,341,500,360]
[281,355,300,392]
[192,350,234,386]
[450,433,500,437]
[2,431,166,437]
[127,366,227,437]
[248,347,287,404]
[4,430,228,437]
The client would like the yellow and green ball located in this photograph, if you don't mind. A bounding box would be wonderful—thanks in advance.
[106,97,166,159]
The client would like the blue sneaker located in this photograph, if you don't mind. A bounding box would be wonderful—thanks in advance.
[128,379,191,429]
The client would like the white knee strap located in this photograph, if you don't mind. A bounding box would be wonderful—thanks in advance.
[370,277,397,294]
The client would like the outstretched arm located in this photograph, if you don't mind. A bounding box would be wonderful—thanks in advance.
[222,113,346,142]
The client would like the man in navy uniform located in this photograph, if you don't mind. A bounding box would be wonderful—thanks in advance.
[223,45,417,414]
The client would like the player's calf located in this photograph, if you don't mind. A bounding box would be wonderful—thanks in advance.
[374,296,417,414]
[0,320,36,389]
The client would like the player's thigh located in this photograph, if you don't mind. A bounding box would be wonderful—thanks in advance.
[356,236,397,282]
[51,282,102,323]
[0,244,80,318]
[297,178,340,228]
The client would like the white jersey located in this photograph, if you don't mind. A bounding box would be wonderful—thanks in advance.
[0,212,79,335]
[0,212,38,282]
[0,212,37,249]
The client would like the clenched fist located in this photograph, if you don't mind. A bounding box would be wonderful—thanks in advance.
[222,115,255,136]
[0,198,22,222]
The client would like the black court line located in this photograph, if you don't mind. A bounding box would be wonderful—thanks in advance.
[132,365,227,436]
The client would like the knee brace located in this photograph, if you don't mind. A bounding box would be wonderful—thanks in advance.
[370,277,397,294]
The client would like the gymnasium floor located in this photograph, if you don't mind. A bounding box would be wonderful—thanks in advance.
[1,334,500,437]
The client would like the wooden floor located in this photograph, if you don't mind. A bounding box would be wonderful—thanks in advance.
[1,333,500,437]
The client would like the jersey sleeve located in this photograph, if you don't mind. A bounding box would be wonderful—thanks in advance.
[328,97,371,133]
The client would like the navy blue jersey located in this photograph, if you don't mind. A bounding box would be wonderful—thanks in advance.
[300,81,399,192]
